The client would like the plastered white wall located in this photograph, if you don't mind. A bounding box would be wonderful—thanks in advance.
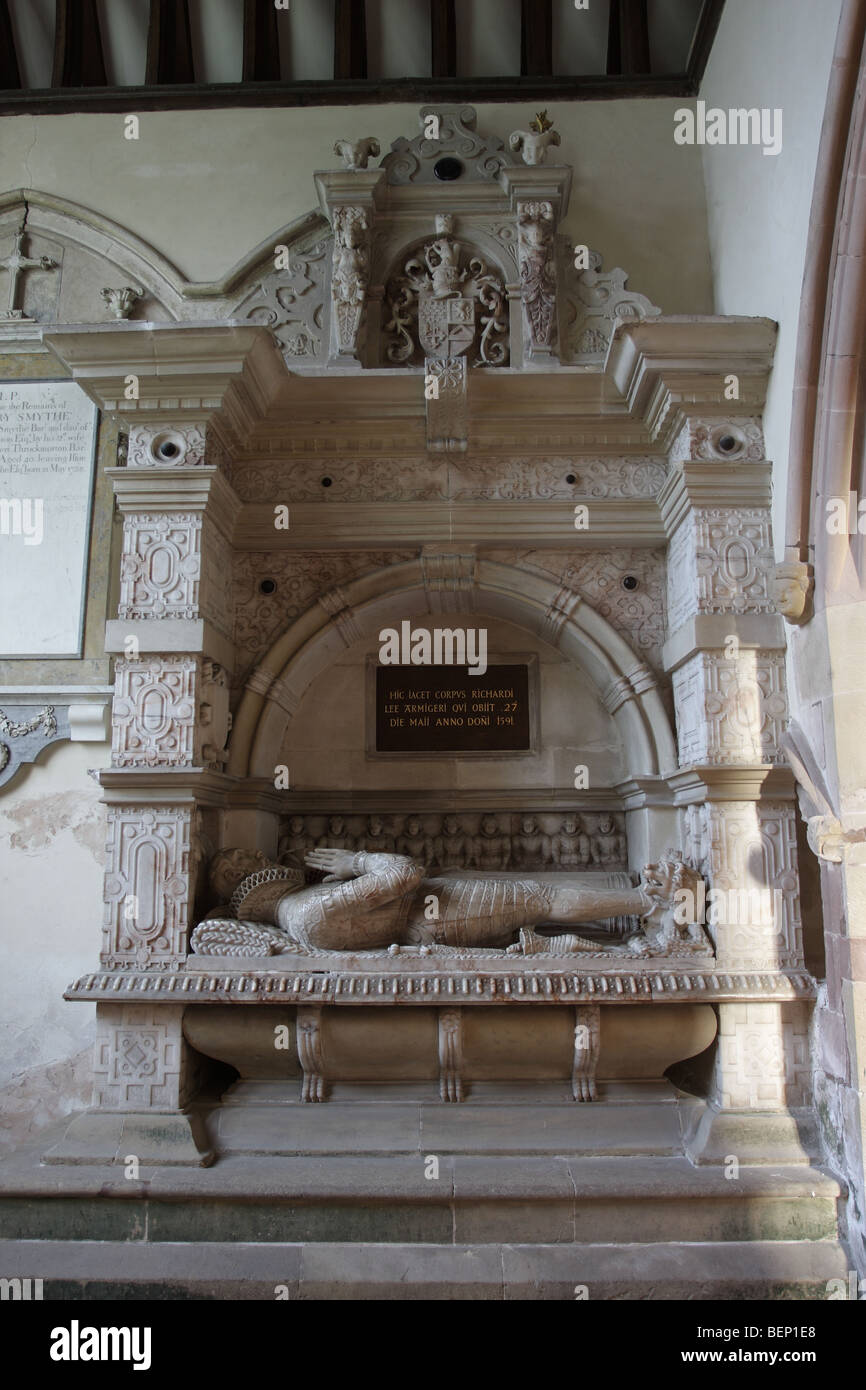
[0,100,714,316]
[0,738,106,1148]
[699,0,844,554]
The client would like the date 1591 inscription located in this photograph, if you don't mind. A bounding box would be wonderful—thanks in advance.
[376,664,530,753]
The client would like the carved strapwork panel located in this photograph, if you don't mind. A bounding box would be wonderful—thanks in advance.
[119,514,202,620]
[672,652,788,766]
[699,801,804,971]
[102,806,195,969]
[438,1007,464,1102]
[111,658,229,771]
[713,1002,811,1111]
[670,417,766,464]
[425,356,469,451]
[93,1004,203,1110]
[572,1004,601,1102]
[667,508,776,632]
[297,1006,326,1103]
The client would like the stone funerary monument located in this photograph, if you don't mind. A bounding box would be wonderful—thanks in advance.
[0,106,839,1298]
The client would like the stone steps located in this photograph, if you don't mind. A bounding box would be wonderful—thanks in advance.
[0,1237,850,1301]
[0,1148,843,1246]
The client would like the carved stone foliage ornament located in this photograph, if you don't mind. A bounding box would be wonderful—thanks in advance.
[100,286,144,320]
[385,219,508,367]
[0,704,65,789]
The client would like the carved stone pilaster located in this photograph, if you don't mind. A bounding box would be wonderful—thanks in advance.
[111,657,229,770]
[672,651,788,766]
[101,805,195,969]
[438,1007,464,1102]
[92,1004,203,1111]
[331,206,371,359]
[698,800,804,971]
[572,1005,600,1102]
[297,1006,326,1102]
[667,507,776,632]
[516,200,557,359]
[712,1002,811,1110]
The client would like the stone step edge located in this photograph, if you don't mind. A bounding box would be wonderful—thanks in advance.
[0,1238,850,1300]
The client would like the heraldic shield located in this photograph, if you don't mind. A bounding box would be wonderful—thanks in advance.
[418,293,476,357]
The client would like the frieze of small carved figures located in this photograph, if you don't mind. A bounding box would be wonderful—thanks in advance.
[277,812,627,871]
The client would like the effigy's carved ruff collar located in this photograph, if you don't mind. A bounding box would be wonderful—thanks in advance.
[230,864,304,922]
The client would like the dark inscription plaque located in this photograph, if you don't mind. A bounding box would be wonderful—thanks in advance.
[376,665,531,753]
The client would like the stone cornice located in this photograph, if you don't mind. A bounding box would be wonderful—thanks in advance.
[668,765,797,804]
[658,462,774,535]
[64,964,816,1007]
[108,466,242,539]
[41,323,285,445]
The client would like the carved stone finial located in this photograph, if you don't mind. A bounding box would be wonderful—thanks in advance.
[100,286,144,320]
[509,115,561,166]
[771,561,813,624]
[333,137,380,171]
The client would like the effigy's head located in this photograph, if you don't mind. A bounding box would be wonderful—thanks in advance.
[210,848,268,903]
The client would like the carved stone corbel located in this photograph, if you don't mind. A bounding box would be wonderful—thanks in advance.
[572,1004,600,1101]
[297,1006,326,1102]
[771,560,814,625]
[438,1007,464,1102]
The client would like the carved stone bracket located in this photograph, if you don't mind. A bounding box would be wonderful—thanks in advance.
[572,1004,601,1101]
[438,1007,464,1102]
[297,1005,326,1102]
[331,206,372,360]
[425,355,468,452]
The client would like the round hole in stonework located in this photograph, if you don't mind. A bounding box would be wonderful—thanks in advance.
[622,575,639,591]
[320,476,333,488]
[434,156,463,181]
[565,474,577,485]
[158,440,180,460]
[259,579,277,596]
[718,434,739,454]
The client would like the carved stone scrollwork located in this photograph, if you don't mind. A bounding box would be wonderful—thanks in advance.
[332,206,371,358]
[516,201,557,356]
[233,236,329,364]
[297,1006,326,1102]
[572,1004,600,1101]
[559,244,661,365]
[438,1007,464,1102]
[381,105,513,185]
[0,704,64,789]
